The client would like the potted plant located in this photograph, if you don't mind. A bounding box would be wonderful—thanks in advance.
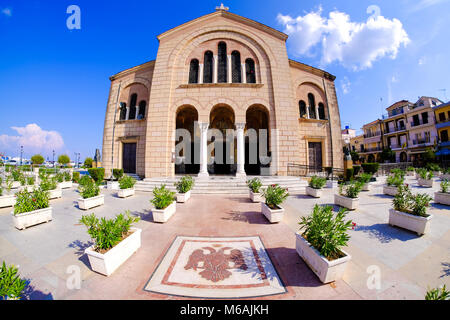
[0,261,27,300]
[80,211,141,276]
[442,168,450,181]
[39,174,62,199]
[117,175,136,198]
[0,185,16,208]
[406,166,415,176]
[358,173,373,191]
[434,180,450,206]
[417,169,434,188]
[261,184,289,223]
[12,188,52,230]
[383,174,405,196]
[335,181,362,210]
[247,177,263,202]
[77,177,104,210]
[389,185,432,235]
[151,185,176,223]
[306,176,326,198]
[10,169,21,189]
[174,176,194,203]
[58,171,73,189]
[296,205,354,283]
[426,163,441,177]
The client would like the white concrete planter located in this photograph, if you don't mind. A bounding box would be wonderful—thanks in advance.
[406,171,415,176]
[418,178,433,188]
[58,181,73,189]
[11,181,20,189]
[19,185,36,192]
[326,180,338,188]
[152,201,176,223]
[84,227,141,276]
[433,171,441,178]
[0,195,16,208]
[383,185,399,196]
[261,202,284,223]
[441,174,450,180]
[12,207,52,230]
[118,188,135,198]
[361,183,370,191]
[388,208,432,236]
[107,181,119,190]
[295,233,351,283]
[305,186,322,198]
[434,192,450,206]
[176,190,191,203]
[48,188,62,200]
[78,194,104,210]
[334,194,359,210]
[249,190,263,202]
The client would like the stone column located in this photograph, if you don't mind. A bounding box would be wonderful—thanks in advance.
[136,106,140,119]
[213,55,218,83]
[227,55,232,83]
[198,122,209,179]
[199,64,204,84]
[125,107,130,120]
[235,123,246,179]
[241,63,246,83]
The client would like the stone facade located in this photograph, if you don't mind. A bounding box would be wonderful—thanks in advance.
[102,9,343,178]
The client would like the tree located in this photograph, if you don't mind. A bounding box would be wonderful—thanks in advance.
[84,157,93,168]
[423,148,436,163]
[58,154,70,166]
[350,151,360,163]
[31,154,45,166]
[380,148,395,163]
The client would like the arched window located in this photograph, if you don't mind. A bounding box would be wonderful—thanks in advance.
[188,59,199,84]
[119,102,127,120]
[203,51,213,83]
[245,58,256,83]
[217,42,227,83]
[318,103,326,120]
[231,51,241,83]
[299,100,307,118]
[308,93,316,119]
[138,100,146,119]
[129,93,137,120]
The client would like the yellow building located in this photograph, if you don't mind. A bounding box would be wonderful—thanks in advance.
[434,101,450,158]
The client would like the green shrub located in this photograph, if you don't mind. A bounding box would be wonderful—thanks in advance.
[298,205,354,260]
[406,166,415,172]
[72,171,80,183]
[425,163,441,172]
[339,181,363,198]
[40,174,58,191]
[386,174,404,187]
[88,168,105,184]
[174,176,194,193]
[246,178,262,193]
[79,177,100,199]
[0,261,27,300]
[55,172,64,183]
[441,180,449,193]
[361,163,379,175]
[151,185,175,209]
[393,185,431,217]
[358,173,372,184]
[113,169,124,181]
[417,168,433,180]
[18,175,26,186]
[79,211,140,252]
[425,285,449,300]
[11,169,21,182]
[262,184,289,209]
[119,175,136,190]
[14,188,49,215]
[353,165,361,176]
[390,168,405,178]
[309,176,326,189]
[26,176,35,186]
[63,171,71,182]
[84,157,93,168]
[78,175,92,187]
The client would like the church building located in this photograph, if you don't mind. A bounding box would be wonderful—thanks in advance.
[102,6,344,179]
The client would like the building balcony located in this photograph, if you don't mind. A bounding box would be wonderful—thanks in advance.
[436,120,450,129]
[382,109,404,119]
[411,139,432,147]
[384,126,406,135]
[360,147,382,153]
[363,131,382,138]
[409,120,431,128]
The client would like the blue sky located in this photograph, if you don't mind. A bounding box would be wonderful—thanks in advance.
[0,0,449,161]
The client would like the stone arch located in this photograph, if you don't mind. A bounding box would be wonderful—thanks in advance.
[296,81,328,120]
[206,98,242,122]
[174,105,200,174]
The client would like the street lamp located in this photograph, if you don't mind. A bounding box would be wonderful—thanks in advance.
[20,146,23,167]
[52,150,56,173]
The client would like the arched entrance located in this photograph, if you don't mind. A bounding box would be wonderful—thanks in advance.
[400,152,407,162]
[209,105,236,175]
[245,105,270,175]
[175,105,200,174]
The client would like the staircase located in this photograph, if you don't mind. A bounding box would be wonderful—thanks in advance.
[135,175,307,195]
[125,173,141,181]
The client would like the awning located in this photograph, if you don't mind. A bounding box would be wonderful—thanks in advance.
[436,149,450,156]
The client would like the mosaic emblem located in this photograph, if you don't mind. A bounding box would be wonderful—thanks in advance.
[184,246,248,282]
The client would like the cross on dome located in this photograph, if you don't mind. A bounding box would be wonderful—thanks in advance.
[215,3,229,11]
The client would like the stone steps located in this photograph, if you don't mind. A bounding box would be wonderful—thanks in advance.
[135,176,307,195]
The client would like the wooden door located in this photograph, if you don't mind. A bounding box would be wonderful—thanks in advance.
[122,143,136,174]
[308,142,322,169]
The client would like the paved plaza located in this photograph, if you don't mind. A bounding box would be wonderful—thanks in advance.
[0,175,449,300]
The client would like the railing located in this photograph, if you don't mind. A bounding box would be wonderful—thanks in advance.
[436,118,450,124]
[412,139,431,145]
[287,163,344,180]
[384,126,406,134]
[361,147,382,153]
[382,109,404,119]
[363,131,381,138]
[410,120,429,127]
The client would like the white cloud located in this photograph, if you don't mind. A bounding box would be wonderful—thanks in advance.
[1,8,12,17]
[341,76,351,94]
[410,0,449,12]
[0,124,64,155]
[277,7,410,71]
